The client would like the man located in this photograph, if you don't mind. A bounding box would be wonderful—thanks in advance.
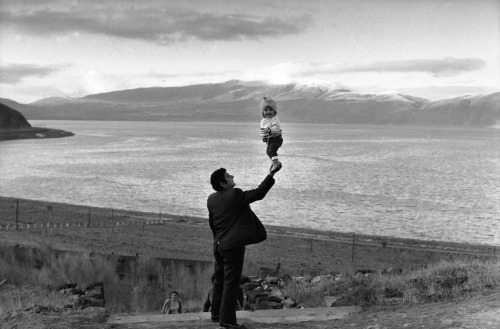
[207,164,281,329]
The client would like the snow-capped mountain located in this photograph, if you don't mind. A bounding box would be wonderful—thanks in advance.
[2,80,499,126]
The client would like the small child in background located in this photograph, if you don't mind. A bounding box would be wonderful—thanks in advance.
[260,96,283,170]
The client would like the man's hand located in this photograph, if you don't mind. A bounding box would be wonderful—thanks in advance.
[270,161,282,174]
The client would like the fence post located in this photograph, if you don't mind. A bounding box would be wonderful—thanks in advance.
[15,200,19,230]
[47,205,53,222]
[351,233,355,267]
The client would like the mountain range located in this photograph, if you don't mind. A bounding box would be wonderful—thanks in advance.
[1,80,499,126]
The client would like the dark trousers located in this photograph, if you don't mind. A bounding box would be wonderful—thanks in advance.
[266,135,283,160]
[211,243,245,325]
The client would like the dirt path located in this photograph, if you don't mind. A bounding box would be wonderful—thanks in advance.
[110,290,499,329]
[1,291,498,329]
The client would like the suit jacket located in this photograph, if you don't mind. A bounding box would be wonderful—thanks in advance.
[207,175,275,250]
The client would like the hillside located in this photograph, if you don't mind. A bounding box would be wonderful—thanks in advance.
[5,81,500,126]
[0,102,31,128]
[0,102,74,141]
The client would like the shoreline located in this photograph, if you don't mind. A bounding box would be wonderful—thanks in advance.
[1,195,497,249]
[0,127,74,141]
[1,196,498,272]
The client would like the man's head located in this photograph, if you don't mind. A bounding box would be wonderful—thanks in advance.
[210,168,235,191]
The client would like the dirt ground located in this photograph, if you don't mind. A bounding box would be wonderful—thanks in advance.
[2,290,498,329]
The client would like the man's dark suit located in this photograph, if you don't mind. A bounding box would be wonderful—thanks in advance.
[207,175,275,325]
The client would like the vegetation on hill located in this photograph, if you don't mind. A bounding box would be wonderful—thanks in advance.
[0,102,74,141]
[1,246,499,329]
[0,102,31,128]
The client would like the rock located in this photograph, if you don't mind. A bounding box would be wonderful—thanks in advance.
[281,298,295,309]
[256,295,282,304]
[354,269,375,276]
[242,281,261,292]
[62,282,106,310]
[293,276,308,283]
[382,267,403,275]
[311,276,322,284]
[246,291,269,304]
[242,271,299,311]
[280,273,293,285]
[258,300,282,309]
[269,287,285,299]
[311,275,334,284]
[265,276,279,284]
[323,296,338,307]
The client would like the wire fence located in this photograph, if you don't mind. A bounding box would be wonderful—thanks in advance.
[0,220,165,231]
[0,198,180,231]
[1,198,498,266]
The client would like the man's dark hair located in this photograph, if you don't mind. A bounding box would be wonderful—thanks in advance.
[210,168,227,191]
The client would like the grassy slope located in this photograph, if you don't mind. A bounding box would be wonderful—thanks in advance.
[1,196,499,328]
[0,196,497,273]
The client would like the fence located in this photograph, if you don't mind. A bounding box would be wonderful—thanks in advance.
[1,198,498,271]
[0,198,177,231]
[0,220,165,231]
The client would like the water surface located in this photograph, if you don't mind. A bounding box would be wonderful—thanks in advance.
[1,120,498,246]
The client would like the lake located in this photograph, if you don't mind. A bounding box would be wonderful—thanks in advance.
[0,120,499,246]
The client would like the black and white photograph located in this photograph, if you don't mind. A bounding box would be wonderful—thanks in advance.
[1,1,499,328]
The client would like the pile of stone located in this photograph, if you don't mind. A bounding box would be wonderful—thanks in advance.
[242,275,295,310]
[57,282,105,309]
[242,273,347,310]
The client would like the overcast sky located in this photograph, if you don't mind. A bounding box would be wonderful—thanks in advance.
[0,0,498,103]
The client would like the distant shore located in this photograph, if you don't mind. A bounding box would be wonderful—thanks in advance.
[0,127,74,141]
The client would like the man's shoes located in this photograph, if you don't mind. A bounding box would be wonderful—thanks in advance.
[219,324,247,329]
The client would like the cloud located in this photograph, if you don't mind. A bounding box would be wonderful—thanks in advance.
[0,63,61,83]
[246,58,486,82]
[151,69,240,79]
[315,58,485,77]
[0,1,311,43]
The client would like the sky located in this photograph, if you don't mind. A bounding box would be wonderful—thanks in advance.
[0,0,499,103]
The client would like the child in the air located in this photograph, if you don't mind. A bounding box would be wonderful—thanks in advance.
[259,96,283,170]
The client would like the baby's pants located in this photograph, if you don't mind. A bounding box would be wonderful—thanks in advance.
[266,136,283,161]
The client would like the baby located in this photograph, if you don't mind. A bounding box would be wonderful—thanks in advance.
[259,96,283,169]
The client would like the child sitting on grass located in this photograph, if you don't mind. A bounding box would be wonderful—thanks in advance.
[259,96,283,170]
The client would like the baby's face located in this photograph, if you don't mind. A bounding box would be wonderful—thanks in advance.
[263,107,275,118]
